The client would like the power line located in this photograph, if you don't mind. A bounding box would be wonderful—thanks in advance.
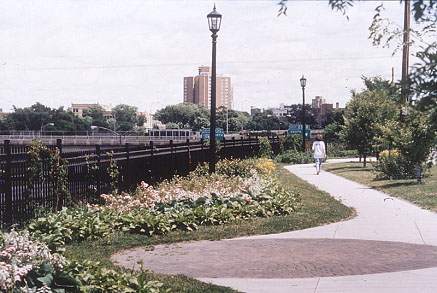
[8,55,398,71]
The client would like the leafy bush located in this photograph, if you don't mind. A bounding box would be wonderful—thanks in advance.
[258,137,273,158]
[276,150,313,164]
[26,158,299,248]
[27,186,300,248]
[372,149,429,180]
[328,149,357,158]
[254,158,276,175]
[64,258,167,293]
[192,158,271,178]
[283,135,302,151]
[216,158,254,178]
[0,230,73,292]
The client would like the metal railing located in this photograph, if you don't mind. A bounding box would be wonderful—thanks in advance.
[0,136,280,225]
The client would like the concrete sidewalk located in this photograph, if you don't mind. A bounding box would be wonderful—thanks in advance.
[112,159,437,292]
[200,160,437,292]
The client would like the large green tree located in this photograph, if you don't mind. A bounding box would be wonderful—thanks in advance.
[340,88,399,166]
[82,105,109,129]
[245,110,282,131]
[284,104,317,128]
[112,104,138,131]
[3,103,89,131]
[216,106,251,132]
[155,103,210,131]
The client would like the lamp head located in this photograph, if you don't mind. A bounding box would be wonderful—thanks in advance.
[300,75,307,88]
[207,4,222,33]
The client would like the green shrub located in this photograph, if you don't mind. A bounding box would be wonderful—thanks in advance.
[64,258,167,292]
[190,158,254,178]
[372,149,430,180]
[328,149,357,158]
[283,135,302,151]
[27,186,300,248]
[216,158,254,177]
[276,150,313,164]
[258,137,273,158]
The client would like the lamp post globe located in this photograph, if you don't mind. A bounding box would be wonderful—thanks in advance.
[300,75,307,151]
[207,4,222,174]
[40,122,54,133]
[207,4,222,33]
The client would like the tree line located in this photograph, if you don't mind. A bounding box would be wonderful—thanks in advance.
[154,103,320,132]
[0,103,145,132]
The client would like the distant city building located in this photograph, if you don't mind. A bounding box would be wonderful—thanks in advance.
[0,108,9,120]
[142,112,164,130]
[69,103,114,120]
[311,96,341,127]
[312,96,326,109]
[268,103,291,117]
[250,106,263,116]
[184,66,233,109]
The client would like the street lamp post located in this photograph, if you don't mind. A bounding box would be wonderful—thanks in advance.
[226,107,229,134]
[40,123,54,134]
[300,75,307,151]
[91,125,122,144]
[207,4,222,174]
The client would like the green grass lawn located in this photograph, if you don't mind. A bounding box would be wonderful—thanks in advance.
[65,163,354,293]
[324,162,437,212]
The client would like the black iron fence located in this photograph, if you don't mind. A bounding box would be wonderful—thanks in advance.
[0,136,280,225]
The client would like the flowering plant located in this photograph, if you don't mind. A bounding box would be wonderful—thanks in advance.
[0,230,66,292]
[96,158,276,212]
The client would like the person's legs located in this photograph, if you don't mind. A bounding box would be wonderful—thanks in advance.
[315,158,322,174]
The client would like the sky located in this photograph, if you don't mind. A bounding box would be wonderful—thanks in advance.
[0,0,427,114]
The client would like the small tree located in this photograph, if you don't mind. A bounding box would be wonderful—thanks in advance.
[340,88,398,167]
[373,109,436,181]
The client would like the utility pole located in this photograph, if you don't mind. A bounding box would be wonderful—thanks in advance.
[391,67,395,84]
[400,0,410,123]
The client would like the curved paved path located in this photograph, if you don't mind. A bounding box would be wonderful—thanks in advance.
[112,159,437,292]
[112,238,437,278]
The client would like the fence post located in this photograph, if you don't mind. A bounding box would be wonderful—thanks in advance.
[221,137,225,159]
[125,143,130,188]
[240,137,244,158]
[149,141,154,180]
[170,140,174,172]
[4,140,12,225]
[56,138,63,154]
[200,138,204,163]
[187,139,191,166]
[96,145,101,195]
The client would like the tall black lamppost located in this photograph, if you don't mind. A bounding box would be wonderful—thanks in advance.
[300,75,307,151]
[207,5,222,173]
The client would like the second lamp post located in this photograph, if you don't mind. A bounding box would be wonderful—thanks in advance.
[300,75,307,151]
[207,5,222,173]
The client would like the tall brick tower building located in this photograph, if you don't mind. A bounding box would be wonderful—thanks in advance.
[184,66,232,109]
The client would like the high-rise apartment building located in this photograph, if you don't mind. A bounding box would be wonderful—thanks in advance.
[184,66,233,109]
[312,96,326,109]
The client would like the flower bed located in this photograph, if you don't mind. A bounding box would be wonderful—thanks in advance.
[28,159,299,248]
[5,158,299,292]
[0,230,68,292]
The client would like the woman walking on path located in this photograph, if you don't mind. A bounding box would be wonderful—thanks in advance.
[312,134,326,175]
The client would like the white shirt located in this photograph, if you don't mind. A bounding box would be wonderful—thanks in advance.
[312,141,326,159]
